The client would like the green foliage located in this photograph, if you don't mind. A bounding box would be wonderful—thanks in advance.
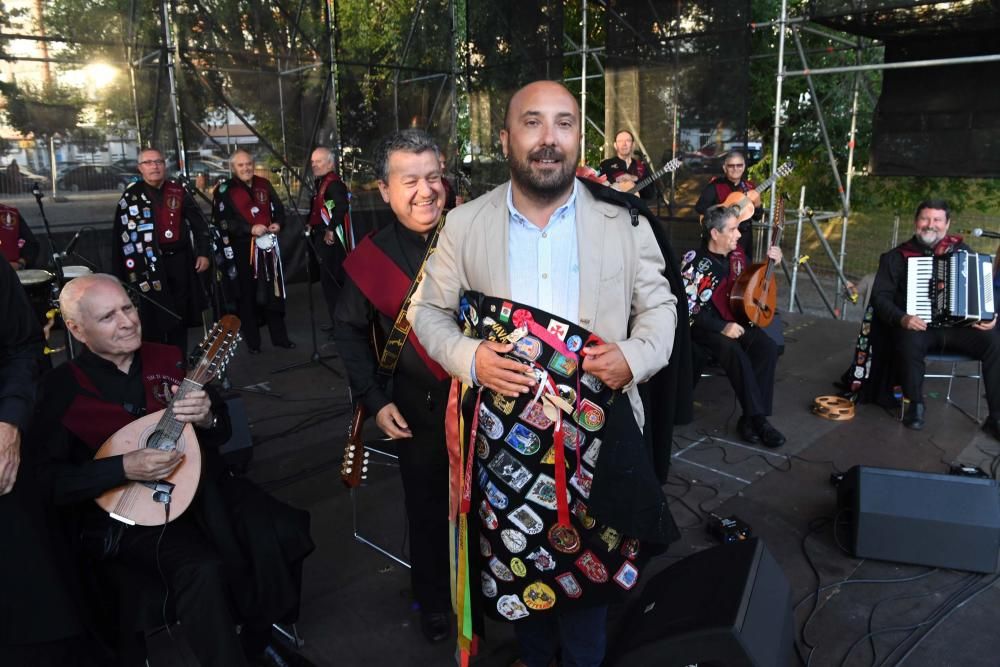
[3,82,84,139]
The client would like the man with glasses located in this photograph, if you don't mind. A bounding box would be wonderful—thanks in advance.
[695,149,762,261]
[110,148,211,355]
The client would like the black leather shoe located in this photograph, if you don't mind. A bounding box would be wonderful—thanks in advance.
[983,418,1000,441]
[737,416,762,444]
[754,417,786,448]
[274,340,296,349]
[420,611,451,644]
[902,402,925,430]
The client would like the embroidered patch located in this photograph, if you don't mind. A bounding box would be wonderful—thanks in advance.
[518,402,552,431]
[479,534,492,557]
[507,504,544,535]
[547,523,581,554]
[526,546,556,572]
[478,404,505,440]
[512,336,543,362]
[504,422,541,455]
[580,373,604,393]
[574,399,605,432]
[547,352,578,378]
[479,499,499,530]
[569,466,593,499]
[598,526,622,552]
[500,528,528,554]
[571,500,596,529]
[481,572,497,598]
[497,594,529,620]
[488,450,534,492]
[525,473,561,511]
[575,550,609,583]
[491,391,516,415]
[546,319,569,341]
[565,335,582,352]
[613,561,639,590]
[581,438,602,468]
[522,581,557,610]
[555,572,582,598]
[489,556,515,582]
[510,558,527,578]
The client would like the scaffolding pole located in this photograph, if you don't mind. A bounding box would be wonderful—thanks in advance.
[580,0,588,161]
[767,0,788,232]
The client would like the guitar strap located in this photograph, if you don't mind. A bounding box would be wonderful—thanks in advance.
[375,222,443,379]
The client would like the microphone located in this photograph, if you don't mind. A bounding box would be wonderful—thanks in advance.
[962,228,1000,240]
[270,167,285,174]
[64,229,84,256]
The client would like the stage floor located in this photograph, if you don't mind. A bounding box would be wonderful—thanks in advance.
[124,283,1000,666]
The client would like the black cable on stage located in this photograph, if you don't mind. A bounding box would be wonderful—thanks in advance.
[877,573,995,667]
[792,567,938,613]
[836,572,982,667]
[795,516,836,666]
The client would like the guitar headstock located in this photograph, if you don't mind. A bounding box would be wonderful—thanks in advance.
[661,157,683,175]
[189,315,242,385]
[774,161,795,179]
[340,404,369,488]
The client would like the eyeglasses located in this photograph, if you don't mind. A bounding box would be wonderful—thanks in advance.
[139,159,166,166]
[724,163,745,169]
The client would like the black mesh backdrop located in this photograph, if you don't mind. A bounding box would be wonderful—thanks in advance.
[869,33,1000,178]
[604,0,751,221]
[464,0,564,194]
[810,0,1000,38]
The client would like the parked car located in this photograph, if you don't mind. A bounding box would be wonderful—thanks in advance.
[57,165,133,192]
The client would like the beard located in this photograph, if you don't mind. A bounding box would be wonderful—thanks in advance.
[507,145,578,202]
[916,229,943,247]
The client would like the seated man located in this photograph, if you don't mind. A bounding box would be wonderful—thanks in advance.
[28,274,313,666]
[869,199,1000,434]
[681,204,785,447]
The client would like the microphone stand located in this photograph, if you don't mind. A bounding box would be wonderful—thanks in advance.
[31,183,77,359]
[271,168,341,378]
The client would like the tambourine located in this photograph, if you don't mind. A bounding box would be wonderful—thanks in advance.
[254,233,277,251]
[812,395,855,421]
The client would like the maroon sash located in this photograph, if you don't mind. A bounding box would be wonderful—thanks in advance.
[61,344,184,450]
[228,176,273,228]
[309,171,341,228]
[712,177,755,203]
[154,180,187,245]
[709,246,747,322]
[0,204,21,262]
[342,234,448,380]
[896,234,963,259]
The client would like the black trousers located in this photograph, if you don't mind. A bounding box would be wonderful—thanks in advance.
[692,325,778,417]
[111,515,247,667]
[395,388,452,613]
[312,235,344,327]
[232,243,289,350]
[894,326,1000,415]
[138,252,200,356]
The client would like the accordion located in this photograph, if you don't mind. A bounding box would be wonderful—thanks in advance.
[906,250,996,326]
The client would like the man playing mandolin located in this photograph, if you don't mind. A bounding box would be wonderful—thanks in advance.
[681,204,786,447]
[27,274,313,666]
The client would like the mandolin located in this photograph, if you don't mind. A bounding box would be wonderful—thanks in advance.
[718,160,795,223]
[611,157,683,195]
[340,321,385,488]
[730,196,786,328]
[93,316,241,526]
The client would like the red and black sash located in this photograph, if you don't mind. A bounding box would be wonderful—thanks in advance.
[712,177,755,203]
[896,234,963,259]
[309,171,341,228]
[61,344,183,450]
[342,233,448,380]
[154,180,187,246]
[228,176,273,228]
[710,245,748,322]
[0,203,21,262]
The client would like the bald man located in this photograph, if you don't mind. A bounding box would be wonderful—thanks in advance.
[308,146,352,331]
[28,274,314,666]
[212,150,294,353]
[410,80,679,667]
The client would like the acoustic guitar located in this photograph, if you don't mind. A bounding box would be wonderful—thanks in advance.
[718,160,795,222]
[340,321,385,488]
[730,196,786,328]
[93,315,241,526]
[611,157,683,195]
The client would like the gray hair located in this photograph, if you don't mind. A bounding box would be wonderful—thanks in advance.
[59,273,125,323]
[228,149,253,169]
[311,146,335,168]
[374,129,441,182]
[703,204,739,236]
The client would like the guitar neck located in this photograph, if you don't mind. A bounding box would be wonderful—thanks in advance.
[154,378,203,446]
[633,159,680,191]
[754,174,779,196]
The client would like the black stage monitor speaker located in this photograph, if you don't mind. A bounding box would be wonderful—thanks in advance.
[608,538,793,666]
[838,466,1000,573]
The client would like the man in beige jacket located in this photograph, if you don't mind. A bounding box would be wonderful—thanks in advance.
[410,81,678,667]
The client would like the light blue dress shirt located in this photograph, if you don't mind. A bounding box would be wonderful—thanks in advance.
[505,180,580,323]
[471,181,581,384]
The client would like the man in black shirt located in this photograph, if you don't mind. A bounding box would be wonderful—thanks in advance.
[111,148,211,355]
[309,146,353,332]
[30,274,313,666]
[869,200,1000,433]
[599,130,654,200]
[334,129,452,643]
[681,204,785,447]
[694,150,762,261]
[212,150,294,353]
